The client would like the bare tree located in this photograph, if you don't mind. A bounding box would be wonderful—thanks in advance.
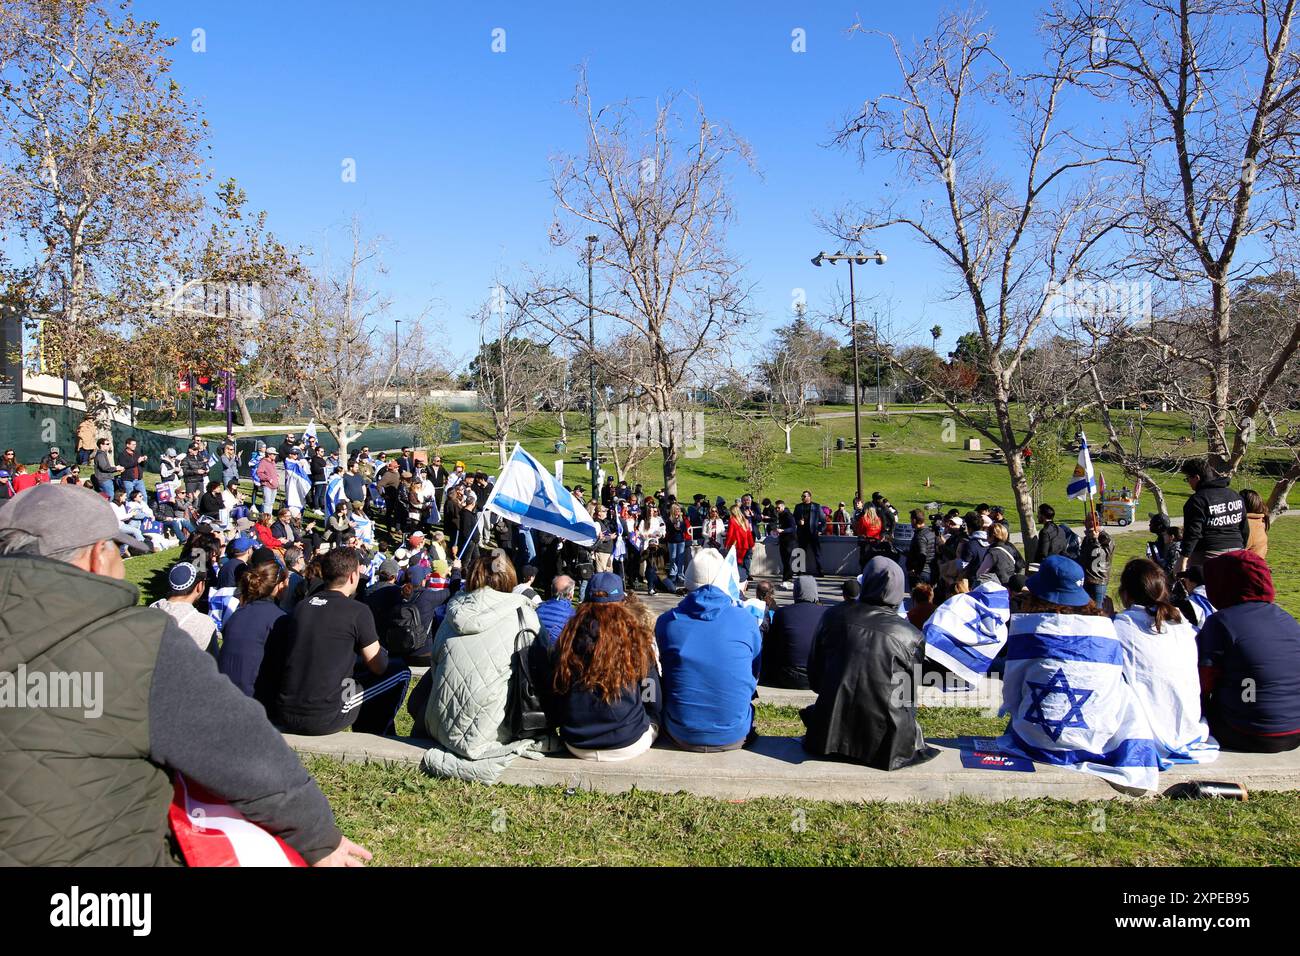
[761,313,831,453]
[0,0,207,419]
[472,288,554,468]
[290,219,396,462]
[825,8,1128,543]
[519,69,754,497]
[1047,0,1300,495]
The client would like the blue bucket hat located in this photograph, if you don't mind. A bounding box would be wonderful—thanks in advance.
[585,571,625,603]
[1026,554,1090,606]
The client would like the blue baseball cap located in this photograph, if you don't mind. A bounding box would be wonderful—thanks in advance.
[231,534,257,553]
[585,572,625,603]
[1026,554,1091,606]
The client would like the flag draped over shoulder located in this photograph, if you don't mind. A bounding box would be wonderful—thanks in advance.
[324,473,345,517]
[923,582,1012,685]
[169,775,305,867]
[284,458,311,512]
[1066,432,1097,501]
[722,545,743,604]
[482,444,600,546]
[997,612,1162,792]
[207,586,239,633]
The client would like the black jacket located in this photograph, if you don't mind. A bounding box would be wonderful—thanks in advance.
[907,525,937,579]
[762,600,826,689]
[801,602,938,770]
[1181,477,1249,557]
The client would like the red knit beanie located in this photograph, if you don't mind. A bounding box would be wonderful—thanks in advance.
[1205,550,1275,609]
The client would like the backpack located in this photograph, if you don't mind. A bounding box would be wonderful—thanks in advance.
[386,600,426,655]
[506,607,550,737]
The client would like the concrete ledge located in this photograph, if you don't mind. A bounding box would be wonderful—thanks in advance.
[285,731,1300,803]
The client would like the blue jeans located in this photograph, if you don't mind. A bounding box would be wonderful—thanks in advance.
[666,541,687,586]
[1086,583,1108,607]
[96,478,116,498]
[122,477,145,499]
[262,487,276,514]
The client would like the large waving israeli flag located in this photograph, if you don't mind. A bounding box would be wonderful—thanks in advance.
[1066,432,1097,501]
[482,444,599,546]
[324,472,345,516]
[284,458,311,512]
[923,582,1012,685]
[997,612,1162,792]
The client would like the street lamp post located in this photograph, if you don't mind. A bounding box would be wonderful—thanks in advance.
[393,318,401,421]
[811,249,887,501]
[586,235,599,501]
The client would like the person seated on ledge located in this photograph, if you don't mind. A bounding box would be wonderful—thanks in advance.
[654,548,761,753]
[414,549,550,782]
[1198,550,1300,753]
[544,572,662,762]
[1112,558,1217,763]
[761,574,825,690]
[800,556,938,771]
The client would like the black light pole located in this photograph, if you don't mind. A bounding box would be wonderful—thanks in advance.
[586,235,599,500]
[811,250,887,502]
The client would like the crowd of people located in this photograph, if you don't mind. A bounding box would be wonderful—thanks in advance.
[2,427,1298,863]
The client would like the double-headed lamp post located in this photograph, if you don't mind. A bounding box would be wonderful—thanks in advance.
[810,249,887,502]
[586,235,599,501]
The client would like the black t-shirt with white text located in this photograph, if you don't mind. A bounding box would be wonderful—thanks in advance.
[275,589,380,730]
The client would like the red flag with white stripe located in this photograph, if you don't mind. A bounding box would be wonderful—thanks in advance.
[168,774,307,867]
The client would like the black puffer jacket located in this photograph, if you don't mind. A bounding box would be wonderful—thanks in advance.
[1182,476,1249,558]
[801,602,938,771]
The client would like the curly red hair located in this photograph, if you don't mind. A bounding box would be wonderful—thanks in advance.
[551,602,655,705]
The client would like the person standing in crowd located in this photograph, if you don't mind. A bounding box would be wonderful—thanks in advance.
[654,549,761,753]
[255,447,280,515]
[1146,513,1179,581]
[540,572,661,761]
[1179,457,1248,570]
[801,557,937,771]
[117,438,147,499]
[762,575,826,690]
[1079,513,1115,607]
[427,454,450,509]
[1198,550,1300,752]
[637,503,667,595]
[1113,558,1217,763]
[724,504,755,579]
[774,498,797,588]
[219,559,291,704]
[75,415,98,465]
[148,561,217,656]
[974,520,1024,588]
[181,441,211,498]
[309,446,328,512]
[793,489,826,577]
[701,504,725,550]
[0,484,368,866]
[1031,503,1074,565]
[271,547,412,736]
[343,458,368,509]
[662,502,689,593]
[92,436,123,497]
[1240,488,1270,559]
[220,442,241,487]
[906,508,937,585]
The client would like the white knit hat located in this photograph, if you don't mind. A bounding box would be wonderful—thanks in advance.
[684,548,734,592]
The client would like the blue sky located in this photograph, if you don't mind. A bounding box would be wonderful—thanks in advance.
[136,1,1052,362]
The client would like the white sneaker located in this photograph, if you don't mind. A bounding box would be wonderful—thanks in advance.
[780,580,793,590]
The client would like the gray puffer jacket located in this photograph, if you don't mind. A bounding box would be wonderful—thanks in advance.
[421,587,547,782]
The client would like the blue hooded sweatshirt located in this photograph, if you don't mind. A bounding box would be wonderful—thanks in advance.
[654,585,762,746]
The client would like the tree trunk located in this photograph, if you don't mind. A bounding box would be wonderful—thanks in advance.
[1266,460,1300,516]
[1208,279,1232,460]
[558,411,568,442]
[1005,446,1039,551]
[237,394,254,428]
[498,439,507,470]
[662,441,678,498]
[783,426,793,455]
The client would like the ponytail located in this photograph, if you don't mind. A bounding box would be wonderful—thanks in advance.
[1118,558,1183,631]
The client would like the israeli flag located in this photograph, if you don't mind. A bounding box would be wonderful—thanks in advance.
[324,473,345,516]
[997,612,1162,792]
[923,582,1012,685]
[1187,586,1217,631]
[1066,432,1097,501]
[482,444,600,546]
[364,550,386,580]
[303,420,318,442]
[722,545,743,604]
[353,511,375,549]
[207,586,240,633]
[284,458,311,512]
[248,450,263,489]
